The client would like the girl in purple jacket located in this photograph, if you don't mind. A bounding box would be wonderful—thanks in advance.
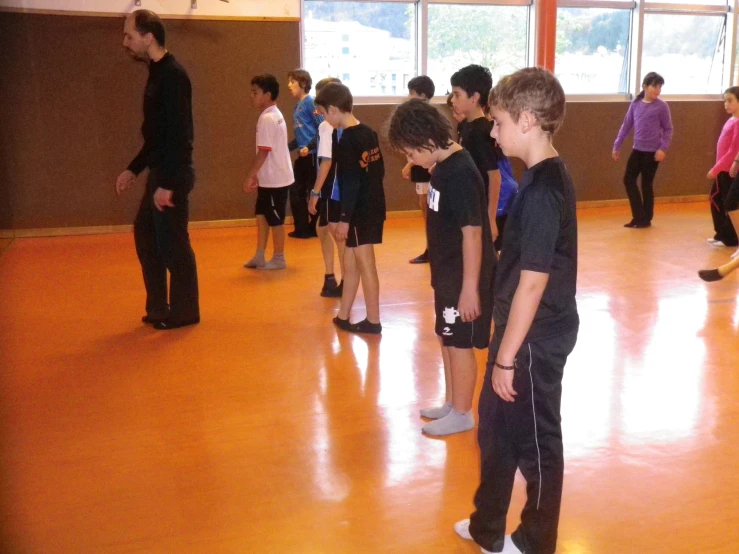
[612,72,673,228]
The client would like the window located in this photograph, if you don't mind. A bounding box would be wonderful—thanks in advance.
[303,1,416,97]
[641,13,726,94]
[427,3,529,94]
[343,73,350,81]
[556,8,631,94]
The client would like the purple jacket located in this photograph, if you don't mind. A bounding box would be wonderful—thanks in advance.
[613,98,673,153]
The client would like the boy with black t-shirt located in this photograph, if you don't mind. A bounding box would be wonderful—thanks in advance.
[315,83,386,334]
[308,77,344,297]
[400,75,436,264]
[454,68,579,554]
[389,98,496,436]
[450,64,504,243]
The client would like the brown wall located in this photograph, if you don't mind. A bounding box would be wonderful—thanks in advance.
[0,11,726,231]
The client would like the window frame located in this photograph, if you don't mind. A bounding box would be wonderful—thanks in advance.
[302,0,737,102]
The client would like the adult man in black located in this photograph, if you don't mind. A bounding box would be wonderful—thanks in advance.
[116,10,200,330]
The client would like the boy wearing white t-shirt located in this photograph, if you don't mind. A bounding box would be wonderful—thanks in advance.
[243,74,295,270]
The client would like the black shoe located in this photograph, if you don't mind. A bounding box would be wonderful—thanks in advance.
[288,231,313,239]
[633,221,651,228]
[409,250,429,264]
[698,269,723,282]
[349,318,382,335]
[623,220,636,228]
[333,316,353,331]
[142,314,168,325]
[321,280,343,298]
[153,317,200,330]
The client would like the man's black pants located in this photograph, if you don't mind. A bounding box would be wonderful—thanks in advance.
[290,154,318,236]
[133,167,199,322]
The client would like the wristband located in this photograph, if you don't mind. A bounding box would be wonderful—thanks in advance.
[494,360,517,371]
[309,190,320,198]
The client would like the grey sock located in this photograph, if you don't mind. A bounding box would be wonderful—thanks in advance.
[244,249,266,268]
[422,409,474,436]
[420,403,452,420]
[260,255,286,270]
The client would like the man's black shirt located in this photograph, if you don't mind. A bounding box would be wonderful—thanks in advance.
[128,53,194,191]
[493,157,579,341]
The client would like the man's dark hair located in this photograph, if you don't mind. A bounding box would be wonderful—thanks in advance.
[407,75,435,100]
[288,69,313,93]
[133,9,165,47]
[251,73,280,101]
[315,83,353,113]
[450,64,493,107]
[315,77,342,94]
[388,99,452,153]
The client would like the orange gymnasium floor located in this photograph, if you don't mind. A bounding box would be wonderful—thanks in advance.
[1,202,738,554]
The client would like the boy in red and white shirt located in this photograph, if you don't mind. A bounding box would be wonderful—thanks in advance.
[243,74,295,270]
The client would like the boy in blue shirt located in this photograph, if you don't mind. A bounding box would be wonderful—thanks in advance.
[287,69,323,238]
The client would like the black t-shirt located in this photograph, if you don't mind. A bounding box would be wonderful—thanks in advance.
[427,149,497,298]
[337,123,386,225]
[493,157,579,341]
[127,53,194,191]
[410,164,431,183]
[459,117,499,197]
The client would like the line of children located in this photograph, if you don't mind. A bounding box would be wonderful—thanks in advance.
[308,77,345,297]
[456,67,579,554]
[315,82,386,334]
[287,69,322,238]
[242,74,294,270]
[400,76,436,264]
[612,71,673,228]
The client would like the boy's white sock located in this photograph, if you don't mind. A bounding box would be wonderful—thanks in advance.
[422,409,474,436]
[260,252,286,270]
[244,249,266,268]
[419,403,452,420]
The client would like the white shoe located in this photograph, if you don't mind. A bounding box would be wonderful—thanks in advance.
[708,239,726,247]
[258,257,286,270]
[454,519,522,554]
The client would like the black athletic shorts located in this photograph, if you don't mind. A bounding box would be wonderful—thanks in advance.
[255,185,289,227]
[318,198,341,227]
[346,220,384,248]
[726,175,739,212]
[434,288,493,349]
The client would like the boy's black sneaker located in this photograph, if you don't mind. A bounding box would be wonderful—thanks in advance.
[333,316,353,331]
[409,249,429,264]
[321,280,343,298]
[350,319,382,335]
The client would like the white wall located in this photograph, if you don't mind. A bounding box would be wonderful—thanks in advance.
[0,0,299,18]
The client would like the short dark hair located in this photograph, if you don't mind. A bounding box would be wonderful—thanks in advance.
[388,99,452,153]
[408,75,435,100]
[287,69,313,93]
[725,86,739,99]
[450,64,493,107]
[489,67,566,136]
[251,73,280,101]
[132,9,165,47]
[315,83,353,113]
[315,77,341,94]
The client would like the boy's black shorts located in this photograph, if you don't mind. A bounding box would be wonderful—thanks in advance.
[318,198,341,228]
[346,220,384,247]
[255,185,289,227]
[434,288,493,349]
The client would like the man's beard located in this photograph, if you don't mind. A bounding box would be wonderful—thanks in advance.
[127,48,149,62]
